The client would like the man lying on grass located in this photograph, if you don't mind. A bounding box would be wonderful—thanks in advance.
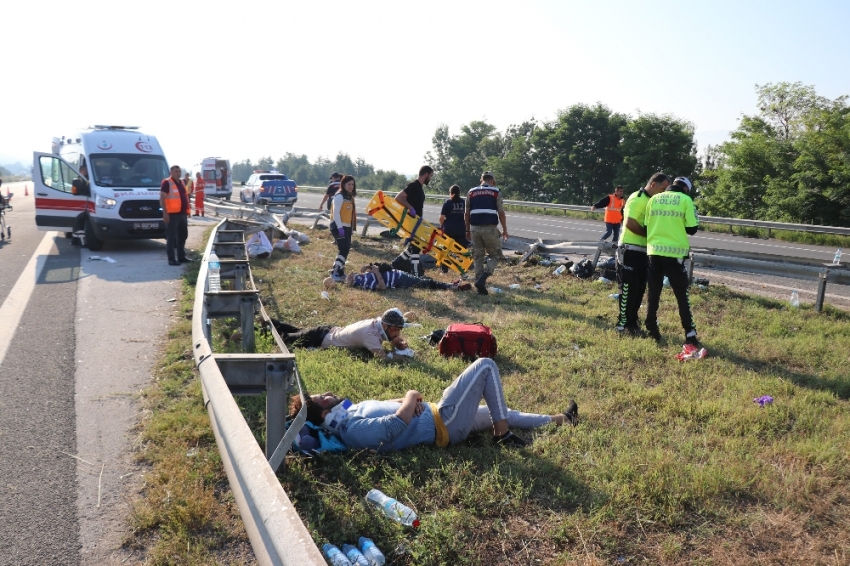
[288,358,579,451]
[323,263,472,292]
[269,308,412,361]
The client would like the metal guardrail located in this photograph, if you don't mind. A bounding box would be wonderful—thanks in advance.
[295,186,850,237]
[191,210,325,565]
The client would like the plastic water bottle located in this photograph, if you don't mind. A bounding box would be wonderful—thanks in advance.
[322,543,352,565]
[833,248,842,265]
[608,293,620,300]
[208,252,221,293]
[553,265,566,275]
[358,537,386,566]
[365,489,419,527]
[508,283,521,289]
[790,290,800,307]
[342,544,369,566]
[663,276,670,287]
[321,291,330,300]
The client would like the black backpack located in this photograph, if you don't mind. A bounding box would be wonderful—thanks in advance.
[571,258,595,279]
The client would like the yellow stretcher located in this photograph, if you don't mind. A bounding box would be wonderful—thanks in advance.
[366,191,473,274]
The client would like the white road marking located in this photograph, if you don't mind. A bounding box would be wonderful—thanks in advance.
[0,232,57,366]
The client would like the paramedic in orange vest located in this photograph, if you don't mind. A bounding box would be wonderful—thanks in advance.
[192,171,205,216]
[160,165,190,266]
[591,185,625,243]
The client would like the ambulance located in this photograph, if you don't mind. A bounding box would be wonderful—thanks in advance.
[33,125,171,251]
[191,157,232,199]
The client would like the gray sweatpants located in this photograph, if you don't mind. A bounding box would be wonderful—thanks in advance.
[437,358,550,444]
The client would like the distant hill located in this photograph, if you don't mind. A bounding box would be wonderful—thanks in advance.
[0,159,30,176]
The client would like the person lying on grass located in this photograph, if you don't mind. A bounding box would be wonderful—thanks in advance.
[323,263,472,292]
[269,308,412,361]
[288,358,579,451]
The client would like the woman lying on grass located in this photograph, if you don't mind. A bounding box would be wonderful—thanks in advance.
[288,358,578,452]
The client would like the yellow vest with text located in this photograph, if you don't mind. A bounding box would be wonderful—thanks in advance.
[644,190,699,258]
[333,196,356,228]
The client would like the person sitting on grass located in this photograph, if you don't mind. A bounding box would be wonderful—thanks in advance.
[323,263,472,292]
[288,358,579,451]
[269,308,412,361]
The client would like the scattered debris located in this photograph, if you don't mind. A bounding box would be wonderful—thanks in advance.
[753,395,774,407]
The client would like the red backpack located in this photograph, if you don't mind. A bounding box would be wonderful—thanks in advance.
[438,323,497,359]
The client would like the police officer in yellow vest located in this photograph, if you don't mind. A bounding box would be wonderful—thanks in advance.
[643,176,700,346]
[615,173,670,336]
[159,165,191,266]
[591,185,625,243]
[329,174,357,281]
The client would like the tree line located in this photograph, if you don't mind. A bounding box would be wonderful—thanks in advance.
[231,153,408,194]
[232,82,849,227]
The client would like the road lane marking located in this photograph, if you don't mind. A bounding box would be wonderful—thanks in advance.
[0,232,58,366]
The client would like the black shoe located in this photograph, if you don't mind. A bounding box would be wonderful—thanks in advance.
[474,272,490,295]
[563,400,579,426]
[168,260,180,266]
[684,335,701,348]
[646,326,662,342]
[178,258,191,263]
[495,431,528,447]
[619,325,645,338]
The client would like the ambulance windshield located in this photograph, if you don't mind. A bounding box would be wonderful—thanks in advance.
[90,153,169,188]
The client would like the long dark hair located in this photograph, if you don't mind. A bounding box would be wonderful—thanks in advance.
[289,394,325,425]
[449,184,461,201]
[337,175,357,198]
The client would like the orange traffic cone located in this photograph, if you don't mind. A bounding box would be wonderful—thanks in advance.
[24,185,29,196]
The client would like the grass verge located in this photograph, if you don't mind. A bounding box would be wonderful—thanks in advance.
[125,243,254,565]
[240,226,850,565]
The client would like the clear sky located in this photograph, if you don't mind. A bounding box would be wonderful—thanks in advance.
[3,0,848,175]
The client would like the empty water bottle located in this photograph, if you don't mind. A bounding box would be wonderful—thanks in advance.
[488,287,503,294]
[553,265,567,275]
[208,252,221,293]
[342,544,370,566]
[790,290,800,307]
[833,248,842,265]
[358,537,386,566]
[508,283,521,289]
[608,293,620,300]
[365,489,419,527]
[322,543,353,566]
[663,276,670,287]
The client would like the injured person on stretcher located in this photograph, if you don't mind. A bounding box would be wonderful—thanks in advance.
[289,358,579,452]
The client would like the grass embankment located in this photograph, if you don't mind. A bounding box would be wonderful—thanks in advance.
[242,228,850,565]
[126,253,254,565]
[125,224,850,565]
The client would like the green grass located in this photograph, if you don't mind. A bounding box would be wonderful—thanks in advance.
[126,241,254,565]
[126,223,850,565]
[242,228,850,565]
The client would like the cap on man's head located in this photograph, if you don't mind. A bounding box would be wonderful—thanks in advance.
[380,308,405,328]
[330,172,342,179]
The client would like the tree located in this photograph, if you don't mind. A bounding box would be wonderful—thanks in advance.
[425,121,500,193]
[532,103,627,204]
[617,113,697,191]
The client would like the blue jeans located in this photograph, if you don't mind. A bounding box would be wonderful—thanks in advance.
[600,222,620,242]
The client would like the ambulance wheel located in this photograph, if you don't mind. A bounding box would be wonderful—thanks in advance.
[85,220,104,251]
[64,232,74,239]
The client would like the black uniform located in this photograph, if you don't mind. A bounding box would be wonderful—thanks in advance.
[391,179,427,276]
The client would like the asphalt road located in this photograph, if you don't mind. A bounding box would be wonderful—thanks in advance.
[0,186,213,565]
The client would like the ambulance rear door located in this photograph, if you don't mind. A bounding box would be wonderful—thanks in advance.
[32,152,90,232]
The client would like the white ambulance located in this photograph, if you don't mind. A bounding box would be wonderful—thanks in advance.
[33,125,171,250]
[192,157,232,199]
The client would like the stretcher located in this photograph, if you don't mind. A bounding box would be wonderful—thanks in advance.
[366,191,473,274]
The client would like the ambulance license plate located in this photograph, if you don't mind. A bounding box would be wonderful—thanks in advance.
[134,222,159,230]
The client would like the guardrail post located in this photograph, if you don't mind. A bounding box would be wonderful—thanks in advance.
[265,362,289,461]
[767,228,772,239]
[312,213,324,230]
[591,242,604,268]
[361,217,371,237]
[815,271,828,312]
[240,295,257,353]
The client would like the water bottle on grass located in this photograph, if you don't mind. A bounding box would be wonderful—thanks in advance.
[342,544,370,566]
[833,248,842,265]
[322,543,352,565]
[358,537,386,565]
[790,290,800,307]
[365,489,419,527]
[208,252,221,293]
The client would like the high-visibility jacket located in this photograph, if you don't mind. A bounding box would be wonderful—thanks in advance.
[194,178,205,193]
[332,193,357,229]
[163,178,183,213]
[604,194,625,224]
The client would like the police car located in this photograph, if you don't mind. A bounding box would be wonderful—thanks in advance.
[240,170,298,206]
